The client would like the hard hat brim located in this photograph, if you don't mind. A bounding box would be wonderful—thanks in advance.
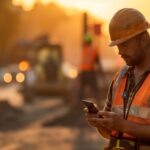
[109,23,150,47]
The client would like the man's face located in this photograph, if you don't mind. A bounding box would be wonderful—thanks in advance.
[117,35,145,66]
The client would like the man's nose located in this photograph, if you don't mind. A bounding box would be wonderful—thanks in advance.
[118,47,126,56]
[118,49,123,55]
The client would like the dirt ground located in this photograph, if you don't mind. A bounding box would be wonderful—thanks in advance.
[0,73,114,150]
[0,96,109,150]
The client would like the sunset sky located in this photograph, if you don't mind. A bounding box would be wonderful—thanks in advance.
[57,0,150,21]
[11,0,150,69]
[12,0,150,22]
[12,0,150,35]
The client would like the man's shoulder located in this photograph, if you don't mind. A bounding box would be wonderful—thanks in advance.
[118,65,129,76]
[113,65,129,81]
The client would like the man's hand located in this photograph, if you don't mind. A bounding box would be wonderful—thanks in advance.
[84,108,111,139]
[84,107,100,127]
[97,111,124,131]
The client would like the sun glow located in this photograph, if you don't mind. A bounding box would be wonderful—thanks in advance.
[13,0,36,11]
[12,0,24,6]
[12,0,150,23]
[12,0,123,21]
[40,0,53,5]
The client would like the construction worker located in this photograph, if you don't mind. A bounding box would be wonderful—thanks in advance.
[79,34,101,104]
[84,8,150,150]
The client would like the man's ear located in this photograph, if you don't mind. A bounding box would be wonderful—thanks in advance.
[140,32,149,48]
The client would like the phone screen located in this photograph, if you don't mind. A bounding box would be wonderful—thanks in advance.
[82,100,103,118]
[82,100,98,114]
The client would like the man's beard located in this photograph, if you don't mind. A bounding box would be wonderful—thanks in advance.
[123,53,144,66]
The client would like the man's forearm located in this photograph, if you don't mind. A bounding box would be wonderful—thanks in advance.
[97,127,111,139]
[122,120,150,140]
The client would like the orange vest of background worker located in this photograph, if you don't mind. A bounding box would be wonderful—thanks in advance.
[78,34,101,104]
[80,43,98,71]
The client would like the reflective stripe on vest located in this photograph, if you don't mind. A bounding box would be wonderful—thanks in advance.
[111,66,129,101]
[112,105,150,119]
[80,46,98,71]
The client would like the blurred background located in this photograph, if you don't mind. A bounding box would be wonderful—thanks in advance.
[0,0,149,150]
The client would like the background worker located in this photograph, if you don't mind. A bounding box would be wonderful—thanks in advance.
[84,8,150,150]
[78,34,102,104]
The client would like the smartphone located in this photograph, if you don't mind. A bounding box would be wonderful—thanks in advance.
[82,100,103,118]
[82,99,99,114]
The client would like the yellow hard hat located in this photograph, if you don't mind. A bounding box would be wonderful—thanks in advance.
[109,8,150,46]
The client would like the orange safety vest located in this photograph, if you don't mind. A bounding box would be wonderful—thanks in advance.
[111,66,150,139]
[80,45,98,71]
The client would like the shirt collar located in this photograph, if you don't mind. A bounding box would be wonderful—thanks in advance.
[126,65,150,75]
